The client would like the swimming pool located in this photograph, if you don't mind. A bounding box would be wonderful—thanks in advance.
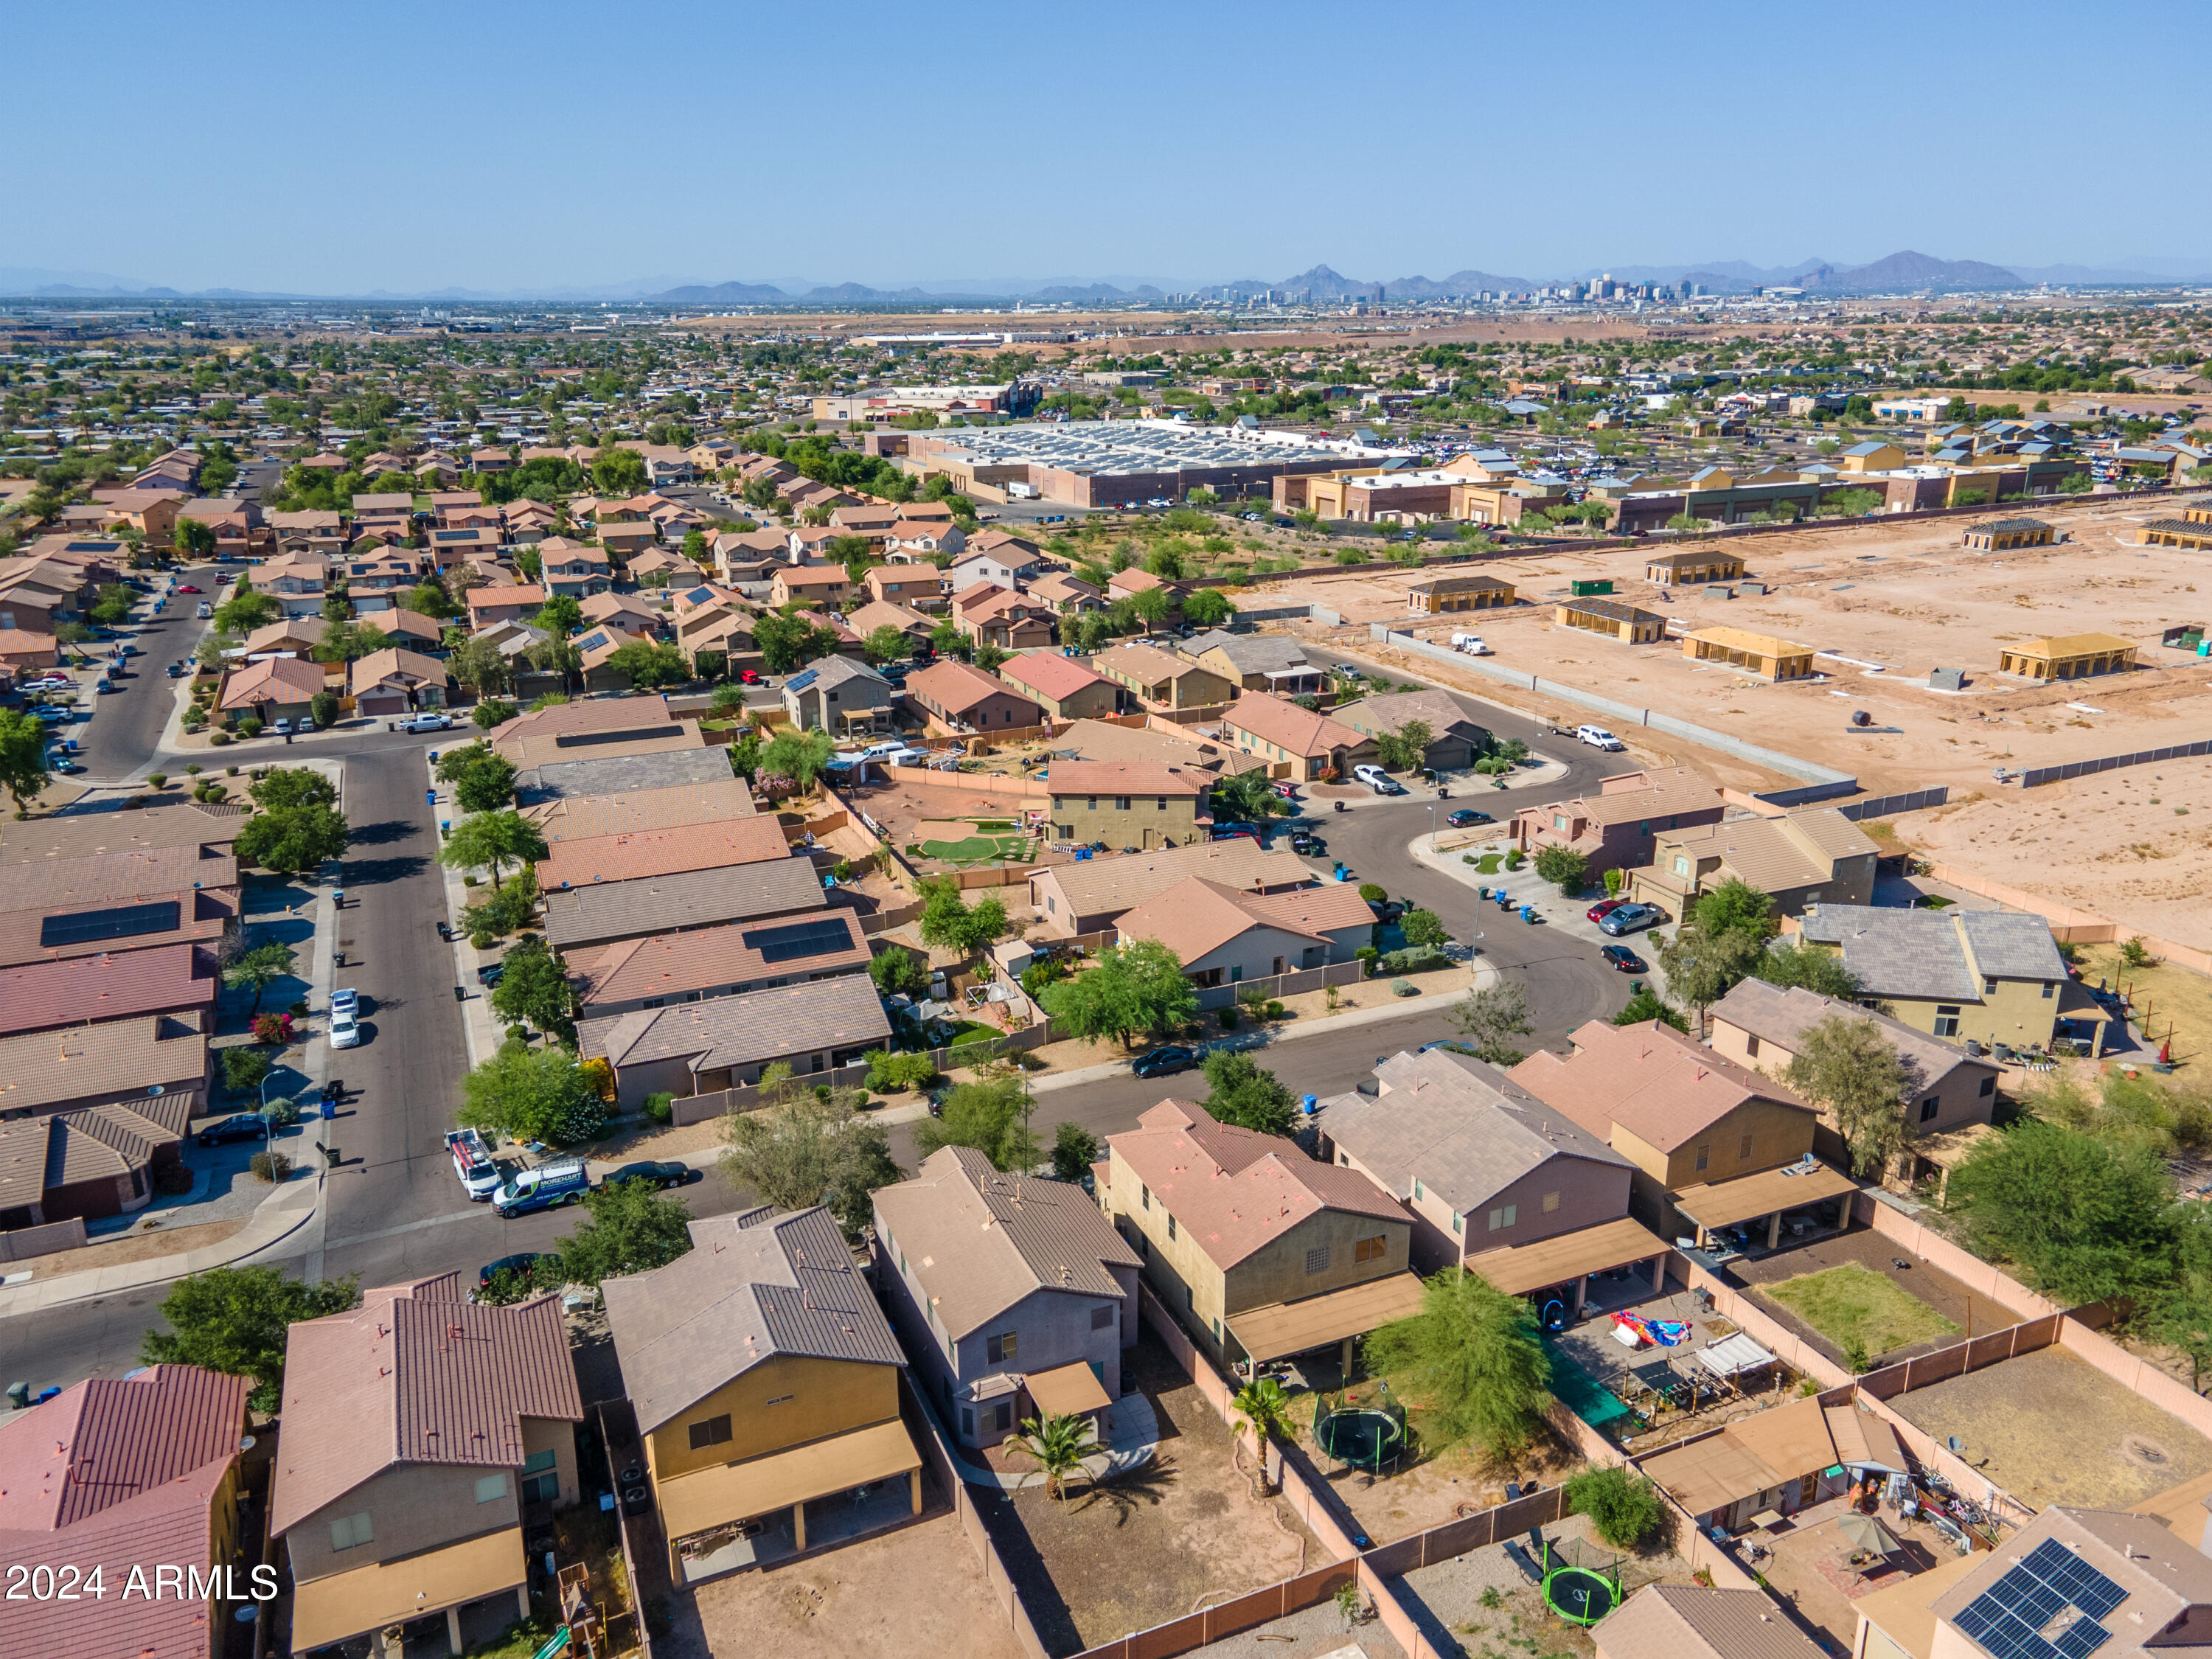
[1543,1340,1633,1431]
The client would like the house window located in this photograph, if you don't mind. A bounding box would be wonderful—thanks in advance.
[1673,855,1689,875]
[1983,977,1998,996]
[475,1473,511,1504]
[961,1407,974,1436]
[1354,1235,1387,1263]
[1934,1006,1961,1037]
[1739,1133,1753,1160]
[1413,1179,1425,1200]
[987,1331,1018,1363]
[1452,1212,1464,1234]
[1553,813,1568,832]
[1979,1075,1996,1097]
[329,1512,374,1552]
[1919,1096,1941,1123]
[1694,1144,1710,1172]
[1087,796,1097,810]
[1305,1245,1331,1274]
[1141,1183,1150,1210]
[1745,1033,1761,1058]
[2042,981,2056,999]
[990,1402,1014,1432]
[688,1413,734,1451]
[1488,1205,1517,1231]
[1092,1304,1116,1332]
[1184,1284,1194,1311]
[521,1446,559,1504]
[1156,796,1167,810]
[1543,1192,1561,1214]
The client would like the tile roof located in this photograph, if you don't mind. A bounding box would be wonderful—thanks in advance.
[566,910,868,1009]
[1533,767,1719,829]
[1656,807,1877,893]
[271,1276,582,1536]
[535,818,791,891]
[543,857,827,950]
[1592,1585,1826,1659]
[996,653,1113,706]
[0,1012,206,1114]
[1509,1019,1812,1154]
[1223,692,1365,757]
[1093,641,1211,686]
[526,776,757,842]
[1048,717,1269,776]
[1113,874,1346,965]
[0,942,218,1038]
[1183,630,1314,675]
[1927,1507,2212,1658]
[1107,1099,1405,1272]
[0,845,236,914]
[1045,760,1209,798]
[873,1147,1140,1338]
[218,655,324,709]
[603,1206,905,1433]
[1795,904,2066,999]
[1324,1048,1629,1211]
[1037,839,1310,920]
[579,973,890,1074]
[1711,978,1987,1093]
[0,802,240,865]
[1331,689,1488,742]
[908,656,1031,715]
[0,883,240,969]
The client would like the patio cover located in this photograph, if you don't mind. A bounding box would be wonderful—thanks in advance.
[1696,1332,1780,1380]
[655,1418,921,1544]
[1225,1271,1426,1364]
[291,1526,524,1652]
[1461,1214,1672,1297]
[1640,1433,1785,1517]
[1825,1404,1910,1475]
[1026,1360,1113,1417]
[1672,1161,1858,1231]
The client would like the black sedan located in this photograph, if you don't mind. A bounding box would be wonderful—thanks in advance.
[195,1113,268,1147]
[1131,1045,1197,1079]
[601,1160,698,1192]
[1600,944,1649,974]
[1445,809,1493,828]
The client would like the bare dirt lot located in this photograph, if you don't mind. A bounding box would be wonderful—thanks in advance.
[979,1331,1318,1657]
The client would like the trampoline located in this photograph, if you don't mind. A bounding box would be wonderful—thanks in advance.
[1539,1540,1623,1626]
[1312,1386,1408,1474]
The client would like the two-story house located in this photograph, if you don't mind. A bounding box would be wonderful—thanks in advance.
[945,548,1042,594]
[1332,689,1491,772]
[1220,692,1374,783]
[953,583,1054,650]
[534,536,613,597]
[1510,1019,1851,1251]
[874,1147,1140,1449]
[1627,806,1879,922]
[1708,978,2001,1197]
[863,564,947,613]
[603,1206,922,1582]
[998,652,1120,721]
[1099,1099,1419,1374]
[1510,768,1725,877]
[1321,1048,1667,1306]
[273,1273,584,1657]
[1092,642,1236,712]
[1183,630,1327,696]
[769,563,851,610]
[1115,873,1377,984]
[1046,761,1210,849]
[782,655,894,736]
[1792,903,2114,1057]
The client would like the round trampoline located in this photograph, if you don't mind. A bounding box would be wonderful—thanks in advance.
[1539,1543,1622,1627]
[1312,1388,1408,1474]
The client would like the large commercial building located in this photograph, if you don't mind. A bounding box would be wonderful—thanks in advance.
[904,420,1405,508]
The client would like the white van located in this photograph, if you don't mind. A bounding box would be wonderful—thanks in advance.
[1576,724,1627,751]
[1353,763,1405,796]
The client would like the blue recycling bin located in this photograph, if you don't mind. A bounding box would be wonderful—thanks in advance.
[425,789,436,805]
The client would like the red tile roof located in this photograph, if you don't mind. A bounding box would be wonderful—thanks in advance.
[535,817,792,890]
[1509,1019,1813,1152]
[995,653,1110,704]
[0,942,218,1038]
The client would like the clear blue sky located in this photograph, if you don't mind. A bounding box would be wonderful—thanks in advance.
[6,0,2208,294]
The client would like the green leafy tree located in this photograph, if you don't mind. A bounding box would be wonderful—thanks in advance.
[916,1074,1037,1172]
[248,767,337,812]
[1374,719,1434,772]
[1532,844,1588,897]
[917,877,1008,956]
[1947,1120,2175,1304]
[437,808,548,887]
[0,708,52,817]
[1656,924,1764,1034]
[605,639,692,690]
[591,448,648,494]
[1400,908,1447,950]
[1004,1412,1101,1504]
[452,750,518,813]
[223,940,296,1017]
[1447,979,1534,1065]
[309,689,340,730]
[1231,1375,1293,1453]
[2141,1207,2212,1390]
[1200,1050,1298,1136]
[234,801,349,876]
[489,936,577,1045]
[174,517,219,560]
[1785,1015,1916,1178]
[1565,1467,1667,1549]
[1131,585,1171,627]
[1750,942,1863,999]
[1693,877,1778,942]
[448,636,514,696]
[1614,988,1688,1031]
[1365,1269,1552,1454]
[1051,1121,1101,1184]
[405,580,455,619]
[760,726,835,790]
[533,594,584,635]
[459,1043,606,1146]
[214,588,279,634]
[1209,768,1287,824]
[554,1178,695,1287]
[864,625,911,665]
[1038,938,1197,1047]
[1183,588,1236,627]
[141,1266,361,1413]
[867,945,932,998]
[471,696,518,730]
[718,1069,901,1236]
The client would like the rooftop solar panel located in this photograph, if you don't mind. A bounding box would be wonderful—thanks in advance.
[1953,1539,2123,1659]
[40,900,184,948]
[740,917,855,964]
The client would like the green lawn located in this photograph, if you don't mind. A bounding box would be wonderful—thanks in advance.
[1764,1262,1957,1360]
[1474,852,1503,874]
[919,833,1030,863]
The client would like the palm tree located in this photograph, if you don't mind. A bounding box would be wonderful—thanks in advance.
[222,940,296,1017]
[436,807,549,888]
[1231,1375,1293,1491]
[1003,1411,1100,1505]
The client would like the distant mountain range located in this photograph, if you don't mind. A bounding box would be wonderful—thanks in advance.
[7,251,2212,305]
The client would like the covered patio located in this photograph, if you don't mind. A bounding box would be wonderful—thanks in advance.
[661,1418,923,1585]
[1672,1158,1858,1255]
[1225,1270,1426,1377]
[1463,1214,1673,1322]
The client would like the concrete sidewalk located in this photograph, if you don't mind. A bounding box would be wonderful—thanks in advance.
[0,1178,321,1318]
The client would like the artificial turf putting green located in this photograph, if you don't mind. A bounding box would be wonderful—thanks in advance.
[919,833,1030,863]
[1764,1262,1957,1360]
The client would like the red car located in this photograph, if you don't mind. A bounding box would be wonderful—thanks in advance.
[737,668,761,684]
[1587,899,1624,923]
[175,584,203,594]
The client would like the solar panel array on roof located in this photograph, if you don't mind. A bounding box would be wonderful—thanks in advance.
[39,900,184,948]
[1954,1537,2124,1659]
[785,668,818,692]
[740,916,854,963]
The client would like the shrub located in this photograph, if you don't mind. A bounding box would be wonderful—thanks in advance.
[1218,1005,1239,1030]
[1265,1000,1284,1018]
[226,765,238,776]
[1462,854,1477,865]
[209,730,232,746]
[1376,946,1450,975]
[251,1012,292,1046]
[863,1048,939,1093]
[146,772,168,789]
[238,717,263,738]
[1503,848,1524,870]
[261,1096,301,1127]
[220,1047,270,1093]
[506,1023,529,1043]
[248,1151,292,1183]
[1355,945,1380,976]
[1565,1467,1666,1549]
[184,764,203,776]
[1392,978,1417,997]
[1357,882,1387,904]
[153,1163,195,1197]
[644,1092,675,1124]
[470,930,495,950]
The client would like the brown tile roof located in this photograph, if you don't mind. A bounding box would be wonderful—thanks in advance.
[1531,767,1720,829]
[489,694,675,745]
[907,656,1032,716]
[998,653,1112,702]
[0,942,218,1038]
[1107,1101,1405,1272]
[218,655,324,709]
[1223,692,1365,757]
[580,973,890,1074]
[0,845,237,913]
[603,1206,905,1433]
[0,1012,209,1115]
[1115,875,1338,964]
[536,818,791,890]
[873,1147,1139,1338]
[0,802,240,865]
[1509,1019,1813,1153]
[349,646,449,692]
[1044,761,1208,798]
[525,776,757,842]
[1037,839,1310,922]
[1048,717,1270,776]
[566,910,867,1010]
[0,886,238,968]
[271,1276,582,1537]
[1592,1585,1826,1659]
[543,858,828,951]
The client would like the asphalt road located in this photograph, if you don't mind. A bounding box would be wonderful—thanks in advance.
[72,563,223,786]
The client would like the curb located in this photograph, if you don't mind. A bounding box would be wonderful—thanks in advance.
[0,1180,323,1318]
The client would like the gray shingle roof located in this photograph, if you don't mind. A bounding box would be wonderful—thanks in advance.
[1321,1048,1627,1211]
[603,1206,905,1433]
[580,972,890,1072]
[1796,905,2065,1000]
[1711,978,1987,1095]
[518,745,737,804]
[543,857,825,950]
[1183,630,1313,674]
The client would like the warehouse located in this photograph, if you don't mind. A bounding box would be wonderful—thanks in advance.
[904,420,1402,508]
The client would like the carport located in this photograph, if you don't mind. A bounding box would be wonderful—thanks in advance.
[1225,1271,1426,1376]
[1672,1159,1858,1252]
[1463,1215,1673,1320]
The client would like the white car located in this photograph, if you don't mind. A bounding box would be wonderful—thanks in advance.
[407,712,453,732]
[1576,724,1627,751]
[331,987,358,1018]
[272,718,292,735]
[330,1010,361,1049]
